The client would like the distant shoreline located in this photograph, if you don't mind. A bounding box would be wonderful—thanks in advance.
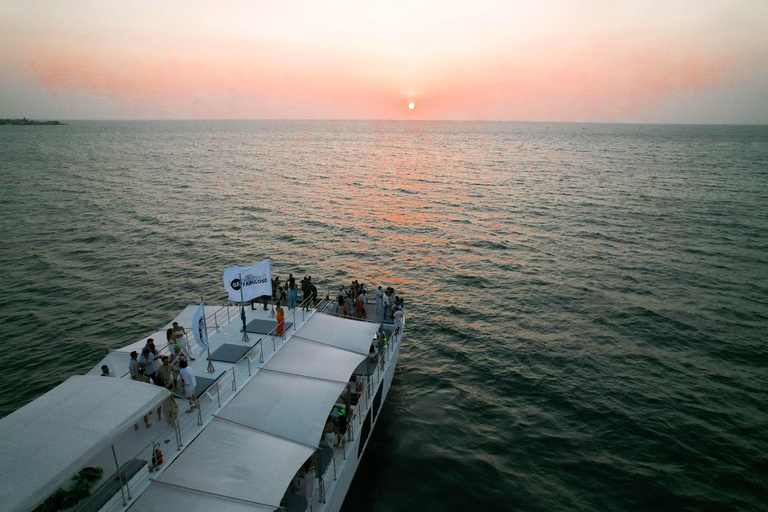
[0,118,66,126]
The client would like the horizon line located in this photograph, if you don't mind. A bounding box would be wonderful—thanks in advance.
[3,118,767,126]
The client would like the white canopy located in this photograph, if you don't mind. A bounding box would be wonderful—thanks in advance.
[217,370,348,448]
[264,337,368,382]
[294,314,379,355]
[0,376,170,512]
[149,419,315,509]
[129,483,275,512]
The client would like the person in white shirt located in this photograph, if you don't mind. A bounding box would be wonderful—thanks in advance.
[178,360,197,413]
[393,308,403,335]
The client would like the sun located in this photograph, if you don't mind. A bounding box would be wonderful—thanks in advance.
[408,103,415,110]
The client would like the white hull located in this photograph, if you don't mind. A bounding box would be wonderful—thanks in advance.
[319,339,401,512]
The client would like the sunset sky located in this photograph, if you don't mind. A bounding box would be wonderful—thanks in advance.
[1,0,766,123]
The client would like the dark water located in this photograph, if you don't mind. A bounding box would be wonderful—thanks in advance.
[1,121,767,511]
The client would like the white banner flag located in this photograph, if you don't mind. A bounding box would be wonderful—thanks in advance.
[223,258,272,303]
[192,301,209,355]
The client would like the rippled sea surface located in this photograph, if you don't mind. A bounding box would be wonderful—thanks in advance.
[1,121,767,511]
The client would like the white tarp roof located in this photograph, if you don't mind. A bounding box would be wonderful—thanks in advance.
[148,419,315,509]
[129,483,275,512]
[294,314,379,354]
[217,370,348,448]
[0,376,170,512]
[264,337,368,382]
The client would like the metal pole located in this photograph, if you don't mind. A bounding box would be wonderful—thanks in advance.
[240,273,250,342]
[232,368,237,391]
[111,444,127,506]
[247,357,251,376]
[317,449,326,504]
[216,380,221,408]
[202,296,215,374]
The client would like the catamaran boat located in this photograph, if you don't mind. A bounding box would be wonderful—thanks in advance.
[0,292,405,512]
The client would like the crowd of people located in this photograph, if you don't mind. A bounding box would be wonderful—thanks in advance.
[99,334,199,431]
[334,281,404,323]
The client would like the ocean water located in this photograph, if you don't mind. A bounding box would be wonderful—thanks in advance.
[1,121,767,511]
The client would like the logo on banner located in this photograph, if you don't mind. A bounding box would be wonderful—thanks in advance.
[243,274,268,287]
[230,278,242,291]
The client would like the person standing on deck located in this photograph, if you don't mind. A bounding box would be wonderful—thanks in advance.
[179,360,197,413]
[393,307,403,335]
[289,283,298,309]
[335,286,345,314]
[128,351,140,380]
[301,276,310,306]
[345,291,354,317]
[382,292,391,320]
[172,322,195,360]
[276,301,285,337]
[360,289,368,318]
[139,347,159,385]
[156,355,179,394]
[310,279,318,307]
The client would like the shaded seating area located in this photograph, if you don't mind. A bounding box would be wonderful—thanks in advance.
[280,490,309,512]
[74,459,147,512]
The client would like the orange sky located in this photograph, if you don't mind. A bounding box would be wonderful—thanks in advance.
[1,0,766,122]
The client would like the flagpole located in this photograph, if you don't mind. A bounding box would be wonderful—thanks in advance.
[239,273,250,343]
[202,296,215,373]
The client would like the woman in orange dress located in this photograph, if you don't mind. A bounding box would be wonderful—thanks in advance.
[275,301,285,337]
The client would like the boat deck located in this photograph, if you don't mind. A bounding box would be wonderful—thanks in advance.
[59,297,402,512]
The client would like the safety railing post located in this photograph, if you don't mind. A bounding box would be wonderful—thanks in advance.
[232,368,237,391]
[111,444,127,506]
[216,381,221,408]
[247,357,251,376]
